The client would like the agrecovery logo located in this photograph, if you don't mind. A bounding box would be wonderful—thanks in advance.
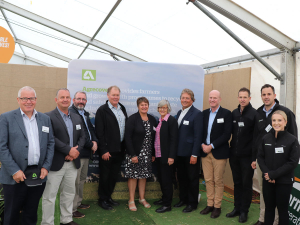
[82,70,96,81]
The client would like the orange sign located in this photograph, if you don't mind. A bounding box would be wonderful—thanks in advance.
[0,26,15,63]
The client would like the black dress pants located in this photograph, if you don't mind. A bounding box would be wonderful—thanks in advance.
[98,152,123,201]
[3,182,46,225]
[156,157,173,206]
[229,155,254,213]
[263,180,292,225]
[177,156,200,208]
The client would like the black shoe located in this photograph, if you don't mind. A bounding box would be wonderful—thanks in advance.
[155,205,172,213]
[154,199,164,205]
[108,198,120,206]
[211,208,221,218]
[98,200,113,210]
[182,205,197,213]
[226,208,240,218]
[173,201,186,208]
[239,212,248,223]
[200,206,214,215]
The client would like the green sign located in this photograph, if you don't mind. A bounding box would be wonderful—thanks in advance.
[82,70,96,81]
[289,164,300,224]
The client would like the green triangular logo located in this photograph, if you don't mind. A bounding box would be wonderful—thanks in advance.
[32,173,37,179]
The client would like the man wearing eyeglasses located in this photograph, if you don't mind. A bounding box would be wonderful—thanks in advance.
[69,91,98,219]
[0,86,55,225]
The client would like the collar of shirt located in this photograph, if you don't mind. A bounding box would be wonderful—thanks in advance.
[159,113,170,123]
[77,109,85,115]
[20,108,37,119]
[108,101,120,110]
[181,105,192,113]
[57,107,70,118]
[210,105,220,113]
[263,102,276,114]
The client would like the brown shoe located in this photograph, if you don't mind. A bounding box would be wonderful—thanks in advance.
[200,206,214,215]
[77,204,90,209]
[253,221,265,225]
[72,211,85,218]
[210,207,221,218]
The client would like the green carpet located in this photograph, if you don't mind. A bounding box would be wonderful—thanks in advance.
[36,182,260,225]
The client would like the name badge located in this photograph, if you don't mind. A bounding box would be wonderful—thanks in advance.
[217,118,224,123]
[76,124,81,130]
[265,124,272,133]
[42,126,49,133]
[183,120,189,125]
[153,126,156,131]
[238,122,244,127]
[275,147,284,153]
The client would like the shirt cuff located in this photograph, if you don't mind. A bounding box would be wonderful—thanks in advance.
[211,144,215,149]
[192,155,197,158]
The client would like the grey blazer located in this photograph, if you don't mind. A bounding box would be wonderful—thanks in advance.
[0,108,55,185]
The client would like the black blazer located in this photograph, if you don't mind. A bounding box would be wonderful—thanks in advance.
[125,112,157,157]
[201,106,232,159]
[46,108,86,171]
[176,105,203,157]
[95,101,128,156]
[157,115,178,164]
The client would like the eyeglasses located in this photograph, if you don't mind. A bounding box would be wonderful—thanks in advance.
[19,97,37,102]
[158,107,168,110]
[75,98,87,102]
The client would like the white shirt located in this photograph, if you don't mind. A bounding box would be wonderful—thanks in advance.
[178,105,192,128]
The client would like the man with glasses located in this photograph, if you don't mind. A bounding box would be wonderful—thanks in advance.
[0,86,54,225]
[69,91,98,219]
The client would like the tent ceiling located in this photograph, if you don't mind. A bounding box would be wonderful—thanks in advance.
[0,0,298,67]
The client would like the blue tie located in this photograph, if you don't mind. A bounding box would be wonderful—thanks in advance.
[79,110,91,140]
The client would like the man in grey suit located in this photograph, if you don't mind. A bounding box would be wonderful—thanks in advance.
[0,86,55,225]
[41,88,85,225]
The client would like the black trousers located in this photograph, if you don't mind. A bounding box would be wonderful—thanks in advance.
[98,152,123,201]
[177,156,200,208]
[3,182,46,225]
[263,180,292,225]
[156,158,173,206]
[229,155,254,213]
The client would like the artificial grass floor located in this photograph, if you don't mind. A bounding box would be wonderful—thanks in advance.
[36,184,260,225]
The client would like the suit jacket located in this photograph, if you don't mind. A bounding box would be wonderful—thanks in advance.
[201,106,232,159]
[157,115,178,163]
[0,108,55,185]
[177,105,203,157]
[125,112,157,157]
[46,108,85,171]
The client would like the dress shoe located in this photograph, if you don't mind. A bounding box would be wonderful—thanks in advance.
[153,199,164,205]
[98,200,113,210]
[211,207,221,218]
[226,208,240,218]
[108,198,120,206]
[173,201,186,208]
[155,205,171,213]
[253,221,265,225]
[72,210,85,218]
[60,221,79,225]
[200,206,214,215]
[182,205,197,213]
[77,203,90,209]
[239,212,248,223]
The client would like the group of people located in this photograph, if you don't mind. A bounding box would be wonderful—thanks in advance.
[0,84,298,225]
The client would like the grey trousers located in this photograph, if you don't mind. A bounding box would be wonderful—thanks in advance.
[41,161,78,225]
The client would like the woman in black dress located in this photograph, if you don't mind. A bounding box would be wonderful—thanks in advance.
[125,97,157,211]
[258,110,300,225]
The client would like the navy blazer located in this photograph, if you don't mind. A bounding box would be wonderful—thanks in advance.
[201,106,232,159]
[177,105,203,157]
[0,109,55,185]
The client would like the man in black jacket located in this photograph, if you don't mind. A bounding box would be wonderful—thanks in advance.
[252,84,298,225]
[69,91,98,218]
[226,87,257,223]
[95,86,128,210]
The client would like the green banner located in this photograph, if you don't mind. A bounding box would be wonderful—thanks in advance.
[289,163,300,224]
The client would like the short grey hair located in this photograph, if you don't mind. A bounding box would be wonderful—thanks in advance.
[18,86,36,98]
[107,85,121,95]
[180,88,195,102]
[74,91,87,99]
[56,88,70,98]
[157,99,172,113]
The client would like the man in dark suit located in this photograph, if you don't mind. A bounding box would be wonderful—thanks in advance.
[200,90,232,219]
[41,88,85,225]
[95,86,128,210]
[173,88,203,213]
[69,91,98,218]
[0,86,55,225]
